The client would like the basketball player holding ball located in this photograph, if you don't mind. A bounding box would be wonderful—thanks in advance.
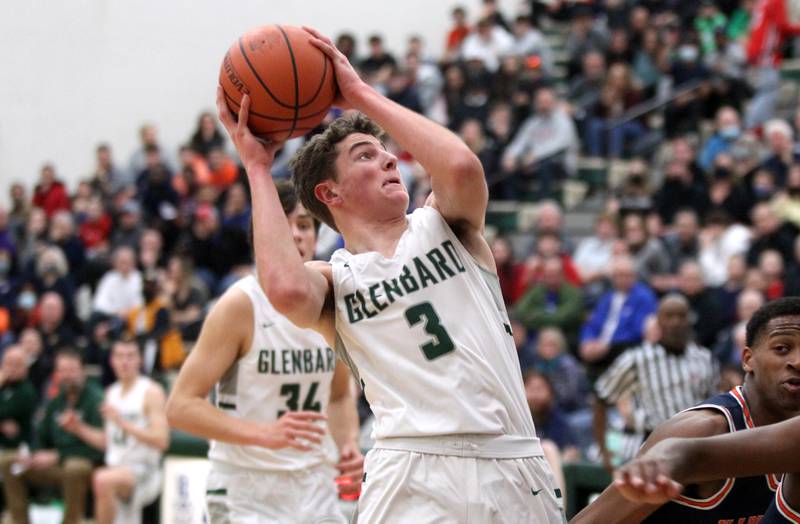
[217,25,564,523]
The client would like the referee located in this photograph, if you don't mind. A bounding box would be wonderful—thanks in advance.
[593,294,718,471]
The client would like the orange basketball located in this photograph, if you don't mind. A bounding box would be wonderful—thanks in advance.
[219,25,336,142]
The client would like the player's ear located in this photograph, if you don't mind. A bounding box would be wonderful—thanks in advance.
[314,181,341,207]
[741,346,754,374]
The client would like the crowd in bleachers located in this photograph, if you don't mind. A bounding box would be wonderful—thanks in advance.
[2,0,800,517]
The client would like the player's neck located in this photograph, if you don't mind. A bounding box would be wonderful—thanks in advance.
[341,214,409,257]
[742,381,788,427]
[119,376,138,392]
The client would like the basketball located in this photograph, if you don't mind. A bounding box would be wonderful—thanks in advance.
[219,25,336,142]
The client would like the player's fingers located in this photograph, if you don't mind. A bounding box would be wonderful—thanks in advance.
[301,26,333,46]
[287,411,328,421]
[236,94,251,134]
[286,429,322,445]
[337,458,364,474]
[286,420,326,435]
[287,439,312,452]
[216,86,235,132]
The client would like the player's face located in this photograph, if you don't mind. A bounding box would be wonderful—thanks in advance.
[743,315,800,414]
[110,344,142,381]
[332,133,409,220]
[286,202,317,263]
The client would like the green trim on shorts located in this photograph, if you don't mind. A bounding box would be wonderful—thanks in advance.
[218,402,237,410]
[206,488,227,496]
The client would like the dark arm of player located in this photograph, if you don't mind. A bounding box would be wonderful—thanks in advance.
[215,88,331,330]
[616,415,800,501]
[305,27,487,233]
[570,410,731,524]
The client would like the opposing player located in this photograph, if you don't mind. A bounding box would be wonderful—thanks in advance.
[94,339,169,524]
[166,181,363,523]
[216,26,563,522]
[572,297,800,523]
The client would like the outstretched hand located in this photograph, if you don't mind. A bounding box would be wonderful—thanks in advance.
[613,439,686,504]
[302,26,367,110]
[215,86,284,172]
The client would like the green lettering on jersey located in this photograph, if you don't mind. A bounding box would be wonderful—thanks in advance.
[442,240,466,273]
[257,350,269,373]
[356,291,378,318]
[291,350,302,373]
[426,248,457,279]
[315,347,326,372]
[399,265,420,294]
[345,293,364,323]
[383,278,404,304]
[413,256,439,288]
[326,347,336,371]
[282,350,291,374]
[303,349,313,373]
[368,283,388,311]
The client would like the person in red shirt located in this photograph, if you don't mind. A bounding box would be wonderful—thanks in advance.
[444,6,471,62]
[32,164,70,218]
[78,197,112,253]
[745,0,800,128]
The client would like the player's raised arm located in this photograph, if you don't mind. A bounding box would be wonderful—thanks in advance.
[614,416,800,504]
[304,27,487,232]
[215,87,330,329]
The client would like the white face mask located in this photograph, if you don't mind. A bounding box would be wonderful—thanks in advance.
[678,45,699,63]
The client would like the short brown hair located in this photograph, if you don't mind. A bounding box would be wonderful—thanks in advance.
[290,113,385,231]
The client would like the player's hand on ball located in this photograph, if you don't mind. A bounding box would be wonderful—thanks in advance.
[613,439,686,504]
[216,86,284,172]
[335,442,365,495]
[302,26,366,110]
[257,411,327,451]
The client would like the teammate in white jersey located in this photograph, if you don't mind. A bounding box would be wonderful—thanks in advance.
[215,26,564,523]
[166,181,363,523]
[94,339,169,524]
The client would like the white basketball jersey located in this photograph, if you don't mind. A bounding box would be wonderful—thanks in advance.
[105,376,161,468]
[331,207,538,446]
[208,275,338,471]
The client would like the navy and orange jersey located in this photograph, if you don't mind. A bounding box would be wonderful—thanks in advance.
[763,480,800,523]
[644,386,781,524]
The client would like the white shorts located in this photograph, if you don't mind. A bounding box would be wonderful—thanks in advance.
[115,462,161,524]
[357,448,566,524]
[205,462,346,524]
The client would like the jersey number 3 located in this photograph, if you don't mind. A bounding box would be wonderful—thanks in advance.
[278,382,321,417]
[405,302,455,360]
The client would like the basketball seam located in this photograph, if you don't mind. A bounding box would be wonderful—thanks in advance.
[297,53,329,108]
[238,37,295,110]
[222,86,331,122]
[275,25,300,141]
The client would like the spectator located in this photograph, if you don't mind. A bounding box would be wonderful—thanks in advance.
[110,200,144,251]
[514,257,584,347]
[360,34,397,86]
[32,247,76,321]
[125,273,185,373]
[92,246,143,319]
[36,292,77,361]
[205,146,241,191]
[189,111,226,158]
[773,164,800,228]
[8,183,30,246]
[565,7,608,77]
[524,370,581,461]
[707,157,752,224]
[405,52,444,117]
[460,17,514,73]
[698,106,743,171]
[32,164,71,219]
[136,145,178,224]
[531,328,588,413]
[79,196,113,255]
[18,328,51,397]
[0,349,104,524]
[514,232,582,302]
[511,15,553,74]
[129,124,173,176]
[698,208,751,286]
[444,5,470,61]
[632,28,662,93]
[501,87,579,199]
[611,161,655,215]
[621,213,671,290]
[0,346,38,450]
[586,63,647,158]
[653,159,711,225]
[695,0,728,55]
[663,208,701,274]
[677,260,729,348]
[573,212,618,286]
[579,255,658,378]
[568,51,606,122]
[386,66,423,114]
[759,118,795,186]
[164,255,207,342]
[713,288,764,365]
[759,248,786,299]
[593,294,718,470]
[49,211,86,279]
[335,32,357,63]
[89,143,131,198]
[93,339,168,524]
[747,201,798,265]
[491,236,524,306]
[784,235,800,295]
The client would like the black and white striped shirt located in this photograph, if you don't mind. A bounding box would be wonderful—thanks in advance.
[595,342,719,432]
